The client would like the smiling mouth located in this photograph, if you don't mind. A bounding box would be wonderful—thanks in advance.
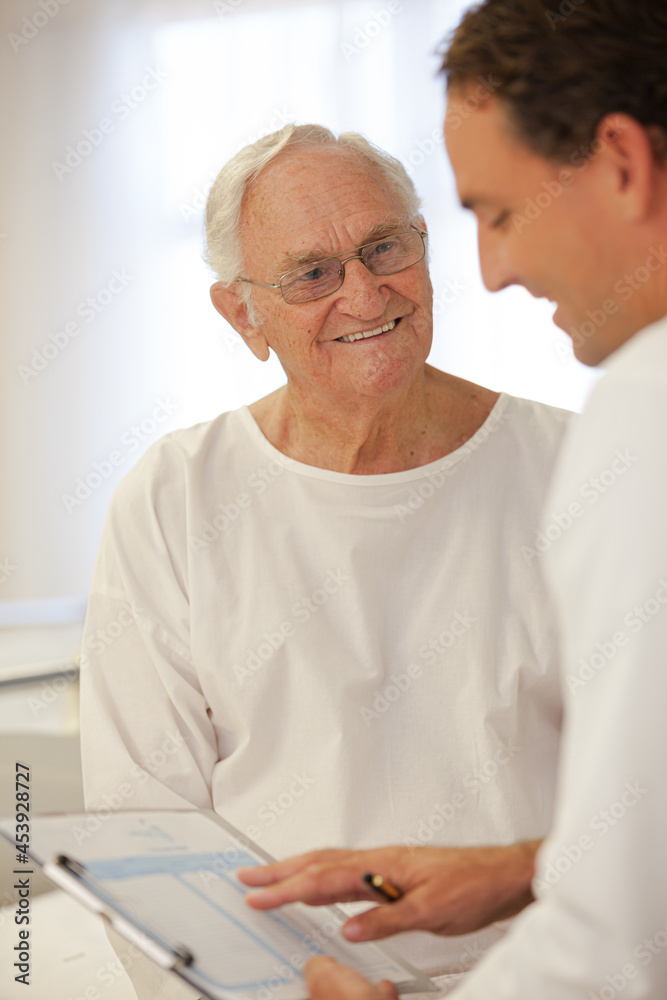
[336,318,399,343]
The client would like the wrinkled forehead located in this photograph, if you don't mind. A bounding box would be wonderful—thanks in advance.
[240,147,410,268]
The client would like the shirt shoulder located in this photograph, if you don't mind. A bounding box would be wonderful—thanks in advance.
[544,319,667,612]
[600,315,667,391]
[493,393,574,470]
[110,407,251,512]
[93,408,253,590]
[550,317,667,492]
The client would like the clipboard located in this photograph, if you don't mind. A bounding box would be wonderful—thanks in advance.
[0,809,437,1000]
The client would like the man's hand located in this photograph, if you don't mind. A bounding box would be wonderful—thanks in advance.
[238,841,540,942]
[306,957,397,1000]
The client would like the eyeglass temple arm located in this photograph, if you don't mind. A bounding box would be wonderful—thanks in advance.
[236,277,281,289]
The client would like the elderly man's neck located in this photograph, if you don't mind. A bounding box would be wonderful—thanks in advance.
[248,367,499,475]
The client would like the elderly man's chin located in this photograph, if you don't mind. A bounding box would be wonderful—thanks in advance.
[322,319,432,396]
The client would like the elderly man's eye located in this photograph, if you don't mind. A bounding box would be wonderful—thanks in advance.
[366,238,403,264]
[299,266,327,282]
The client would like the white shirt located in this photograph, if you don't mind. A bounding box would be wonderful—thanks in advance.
[80,392,569,980]
[451,318,667,998]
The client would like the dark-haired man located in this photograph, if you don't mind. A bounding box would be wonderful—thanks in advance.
[243,2,667,996]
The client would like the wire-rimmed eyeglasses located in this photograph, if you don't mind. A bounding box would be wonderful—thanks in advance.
[237,227,427,305]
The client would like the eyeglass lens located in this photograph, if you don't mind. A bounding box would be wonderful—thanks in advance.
[281,230,424,304]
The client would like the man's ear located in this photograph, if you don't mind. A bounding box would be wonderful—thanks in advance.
[595,113,658,223]
[210,282,270,362]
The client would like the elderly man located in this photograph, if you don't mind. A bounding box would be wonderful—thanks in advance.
[243,3,667,998]
[80,123,569,993]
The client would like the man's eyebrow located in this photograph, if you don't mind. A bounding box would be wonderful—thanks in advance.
[274,216,408,275]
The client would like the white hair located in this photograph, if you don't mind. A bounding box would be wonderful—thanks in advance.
[203,124,423,320]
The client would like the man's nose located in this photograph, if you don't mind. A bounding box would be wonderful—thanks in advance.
[477,226,517,293]
[335,258,390,315]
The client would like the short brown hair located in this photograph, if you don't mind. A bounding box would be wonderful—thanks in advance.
[440,0,667,163]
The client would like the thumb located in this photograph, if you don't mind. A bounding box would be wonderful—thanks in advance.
[306,957,384,1000]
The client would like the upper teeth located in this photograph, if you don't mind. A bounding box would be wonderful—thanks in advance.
[338,319,396,343]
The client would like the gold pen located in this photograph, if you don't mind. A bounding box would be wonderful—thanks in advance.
[363,872,403,903]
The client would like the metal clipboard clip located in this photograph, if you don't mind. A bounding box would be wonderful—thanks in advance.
[43,853,194,971]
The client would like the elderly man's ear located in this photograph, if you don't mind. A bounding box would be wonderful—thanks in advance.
[210,282,270,361]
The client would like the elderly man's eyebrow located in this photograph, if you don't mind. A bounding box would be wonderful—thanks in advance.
[275,246,330,274]
[361,216,408,242]
[275,216,408,275]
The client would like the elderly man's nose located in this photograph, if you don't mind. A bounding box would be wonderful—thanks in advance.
[336,259,389,314]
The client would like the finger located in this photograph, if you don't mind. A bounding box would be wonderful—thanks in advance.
[306,957,381,1000]
[245,864,372,910]
[375,981,399,1000]
[238,850,352,887]
[343,895,423,942]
